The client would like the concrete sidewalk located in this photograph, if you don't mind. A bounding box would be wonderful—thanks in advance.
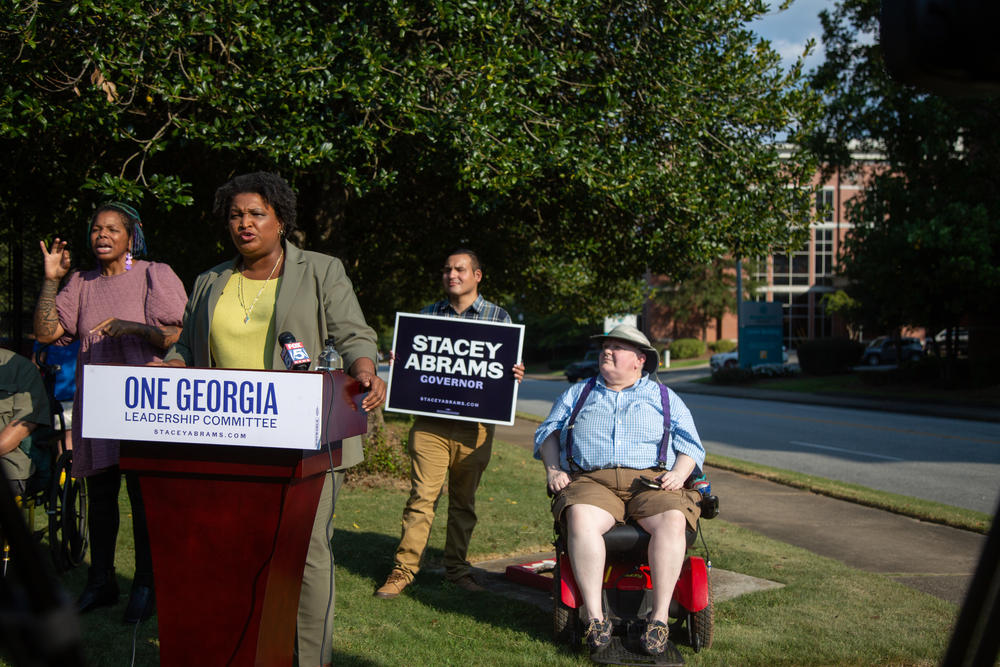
[486,417,987,607]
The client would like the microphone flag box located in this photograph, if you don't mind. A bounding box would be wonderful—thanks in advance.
[281,341,310,368]
[81,364,326,449]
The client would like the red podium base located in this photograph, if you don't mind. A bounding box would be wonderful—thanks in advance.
[125,444,334,666]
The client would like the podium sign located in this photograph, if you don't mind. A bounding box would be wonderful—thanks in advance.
[82,364,336,449]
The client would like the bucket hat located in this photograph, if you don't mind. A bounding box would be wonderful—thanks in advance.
[590,324,659,374]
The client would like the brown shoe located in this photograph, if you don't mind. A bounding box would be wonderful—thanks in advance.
[449,574,485,592]
[374,570,410,599]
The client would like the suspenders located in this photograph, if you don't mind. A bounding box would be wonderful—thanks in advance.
[563,377,672,472]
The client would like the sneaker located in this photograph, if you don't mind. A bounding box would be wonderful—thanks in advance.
[641,619,670,655]
[374,570,410,599]
[584,617,612,651]
[449,574,486,592]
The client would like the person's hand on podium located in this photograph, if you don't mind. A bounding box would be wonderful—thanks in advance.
[349,358,386,412]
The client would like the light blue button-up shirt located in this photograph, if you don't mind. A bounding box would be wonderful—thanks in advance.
[533,375,705,474]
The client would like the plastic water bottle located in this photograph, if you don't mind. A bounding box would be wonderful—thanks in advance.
[316,338,343,371]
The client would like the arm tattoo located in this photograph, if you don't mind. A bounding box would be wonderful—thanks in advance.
[34,280,62,338]
[144,324,181,350]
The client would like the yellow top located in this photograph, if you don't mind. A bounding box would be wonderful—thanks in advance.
[210,273,281,369]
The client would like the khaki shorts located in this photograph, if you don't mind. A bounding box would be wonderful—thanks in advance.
[551,467,702,531]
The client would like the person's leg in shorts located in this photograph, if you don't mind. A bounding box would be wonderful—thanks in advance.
[552,469,627,643]
[627,474,702,654]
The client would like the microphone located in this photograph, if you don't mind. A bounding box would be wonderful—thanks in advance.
[278,331,311,371]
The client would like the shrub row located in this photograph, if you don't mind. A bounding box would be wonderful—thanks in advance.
[670,338,706,359]
[708,339,737,354]
[711,363,799,384]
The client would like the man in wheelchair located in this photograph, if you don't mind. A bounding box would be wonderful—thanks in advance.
[0,347,52,497]
[534,325,705,657]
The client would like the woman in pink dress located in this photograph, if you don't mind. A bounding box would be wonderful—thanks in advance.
[34,202,187,624]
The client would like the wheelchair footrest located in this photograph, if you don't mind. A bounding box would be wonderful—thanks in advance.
[590,636,684,666]
[504,558,556,592]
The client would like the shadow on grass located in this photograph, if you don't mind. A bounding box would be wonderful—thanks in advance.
[332,528,556,645]
[328,651,383,666]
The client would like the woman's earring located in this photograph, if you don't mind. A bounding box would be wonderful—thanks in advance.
[125,251,133,271]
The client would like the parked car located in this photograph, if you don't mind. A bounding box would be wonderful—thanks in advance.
[710,346,788,371]
[861,336,923,366]
[564,350,600,383]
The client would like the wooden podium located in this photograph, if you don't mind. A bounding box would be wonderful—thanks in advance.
[92,368,369,666]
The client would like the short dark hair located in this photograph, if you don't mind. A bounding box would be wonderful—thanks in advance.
[213,172,298,234]
[445,248,481,272]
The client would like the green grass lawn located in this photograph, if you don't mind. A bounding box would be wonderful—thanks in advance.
[6,435,960,666]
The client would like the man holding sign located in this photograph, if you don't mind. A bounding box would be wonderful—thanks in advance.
[376,249,524,598]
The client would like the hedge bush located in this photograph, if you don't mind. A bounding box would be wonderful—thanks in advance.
[712,363,799,384]
[797,338,864,375]
[708,339,737,354]
[670,338,706,359]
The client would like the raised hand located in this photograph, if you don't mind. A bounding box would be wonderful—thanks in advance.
[39,238,72,281]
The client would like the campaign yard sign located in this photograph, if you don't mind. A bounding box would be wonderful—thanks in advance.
[386,312,524,425]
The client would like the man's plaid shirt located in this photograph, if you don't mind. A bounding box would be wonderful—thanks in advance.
[420,294,511,324]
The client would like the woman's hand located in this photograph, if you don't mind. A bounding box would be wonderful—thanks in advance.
[356,372,386,412]
[39,238,71,281]
[349,358,386,412]
[89,318,182,350]
[90,317,142,338]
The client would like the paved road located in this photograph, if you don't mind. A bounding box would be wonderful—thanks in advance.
[680,392,1000,514]
[513,372,1000,514]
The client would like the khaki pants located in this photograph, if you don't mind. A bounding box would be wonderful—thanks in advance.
[393,417,494,581]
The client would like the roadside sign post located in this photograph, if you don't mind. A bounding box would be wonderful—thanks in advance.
[738,301,784,369]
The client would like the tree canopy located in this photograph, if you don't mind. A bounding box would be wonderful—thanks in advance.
[2,0,821,339]
[809,0,1000,337]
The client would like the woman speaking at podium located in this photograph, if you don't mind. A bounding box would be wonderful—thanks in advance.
[164,172,385,666]
[34,203,188,623]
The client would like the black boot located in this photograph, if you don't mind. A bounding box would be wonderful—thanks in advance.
[77,569,119,613]
[123,584,156,624]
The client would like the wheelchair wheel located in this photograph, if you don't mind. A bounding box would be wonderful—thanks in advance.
[552,562,581,648]
[48,451,88,572]
[689,573,714,652]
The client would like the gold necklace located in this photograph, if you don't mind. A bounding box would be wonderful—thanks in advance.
[238,250,283,324]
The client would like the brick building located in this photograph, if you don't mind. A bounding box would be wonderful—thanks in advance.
[643,147,884,350]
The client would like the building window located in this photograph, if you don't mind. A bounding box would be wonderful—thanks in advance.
[772,291,811,348]
[772,241,810,287]
[816,188,835,222]
[812,292,832,338]
[814,228,834,287]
